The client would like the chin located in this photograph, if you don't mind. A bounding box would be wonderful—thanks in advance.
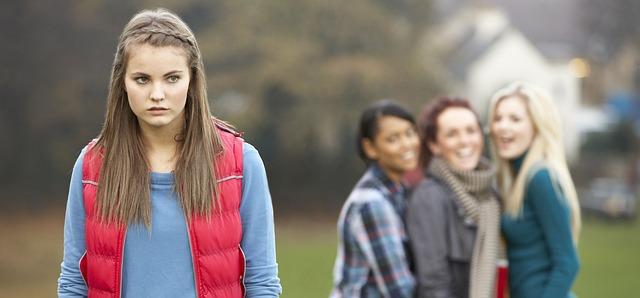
[146,121,168,128]
[402,163,417,172]
[465,164,478,170]
[146,117,174,127]
[498,152,517,160]
[455,164,476,171]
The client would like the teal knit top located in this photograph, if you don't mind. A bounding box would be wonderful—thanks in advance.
[501,155,579,298]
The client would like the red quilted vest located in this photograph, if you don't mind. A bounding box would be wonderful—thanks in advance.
[80,125,245,298]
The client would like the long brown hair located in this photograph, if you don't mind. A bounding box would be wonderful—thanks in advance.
[93,8,222,227]
[417,97,481,169]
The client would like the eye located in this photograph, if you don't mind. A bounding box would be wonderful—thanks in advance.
[445,129,457,138]
[386,135,399,143]
[134,77,149,85]
[167,75,180,83]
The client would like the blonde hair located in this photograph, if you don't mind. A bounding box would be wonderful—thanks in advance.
[487,81,581,243]
[94,8,222,227]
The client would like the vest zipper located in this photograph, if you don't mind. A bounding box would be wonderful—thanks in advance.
[119,227,127,298]
[239,245,247,298]
[186,221,200,298]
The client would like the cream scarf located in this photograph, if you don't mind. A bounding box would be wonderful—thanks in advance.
[429,157,500,298]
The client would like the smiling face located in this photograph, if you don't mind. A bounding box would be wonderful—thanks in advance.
[428,107,483,171]
[124,44,191,134]
[490,96,536,160]
[363,115,420,182]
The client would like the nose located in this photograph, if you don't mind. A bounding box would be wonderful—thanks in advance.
[150,82,165,102]
[492,118,506,133]
[460,133,472,146]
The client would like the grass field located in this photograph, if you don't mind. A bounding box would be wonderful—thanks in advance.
[0,212,638,297]
[277,216,640,298]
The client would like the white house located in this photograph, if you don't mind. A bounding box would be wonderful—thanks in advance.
[426,6,583,162]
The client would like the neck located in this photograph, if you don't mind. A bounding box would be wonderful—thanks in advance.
[385,172,402,184]
[373,164,403,184]
[510,151,528,173]
[139,121,182,173]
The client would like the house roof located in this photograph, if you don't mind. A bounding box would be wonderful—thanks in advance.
[433,0,587,61]
[448,25,509,80]
[437,7,513,80]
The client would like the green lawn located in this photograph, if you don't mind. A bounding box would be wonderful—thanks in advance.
[276,216,640,298]
[0,212,637,297]
[573,217,640,297]
[276,221,337,298]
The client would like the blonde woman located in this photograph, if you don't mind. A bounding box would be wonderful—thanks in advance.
[488,82,580,298]
[57,9,281,297]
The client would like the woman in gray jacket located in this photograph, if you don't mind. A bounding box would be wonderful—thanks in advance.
[407,97,501,298]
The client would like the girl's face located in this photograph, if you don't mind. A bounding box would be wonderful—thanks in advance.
[124,44,190,133]
[363,116,420,182]
[490,96,535,160]
[429,107,483,171]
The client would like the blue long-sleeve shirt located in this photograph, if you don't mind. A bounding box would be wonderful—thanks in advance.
[501,156,579,298]
[58,142,282,297]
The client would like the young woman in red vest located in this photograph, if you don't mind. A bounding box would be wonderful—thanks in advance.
[57,8,281,298]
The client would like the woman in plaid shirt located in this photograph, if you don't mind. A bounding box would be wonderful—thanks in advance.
[331,100,419,298]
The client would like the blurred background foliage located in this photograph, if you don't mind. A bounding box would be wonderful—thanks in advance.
[0,0,442,214]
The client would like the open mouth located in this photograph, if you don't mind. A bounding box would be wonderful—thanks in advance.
[496,135,514,148]
[456,147,475,158]
[400,151,416,161]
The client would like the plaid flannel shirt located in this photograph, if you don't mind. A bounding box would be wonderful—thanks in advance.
[331,164,415,298]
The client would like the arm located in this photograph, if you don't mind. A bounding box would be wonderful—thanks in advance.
[527,169,580,298]
[240,143,282,298]
[351,197,415,298]
[57,149,88,297]
[406,182,456,298]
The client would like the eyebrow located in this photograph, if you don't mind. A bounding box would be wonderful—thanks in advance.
[129,70,185,77]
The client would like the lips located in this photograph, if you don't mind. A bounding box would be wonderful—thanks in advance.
[496,135,514,149]
[147,107,169,115]
[456,147,475,158]
[400,150,415,160]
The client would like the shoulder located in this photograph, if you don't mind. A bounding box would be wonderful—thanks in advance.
[525,166,555,189]
[349,185,387,206]
[79,141,103,180]
[523,166,565,204]
[82,139,101,159]
[241,142,265,172]
[409,177,451,208]
[77,144,90,161]
[214,119,244,155]
[242,142,258,156]
[353,198,399,225]
[70,145,90,178]
[413,177,449,194]
[347,186,393,214]
[214,118,243,137]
